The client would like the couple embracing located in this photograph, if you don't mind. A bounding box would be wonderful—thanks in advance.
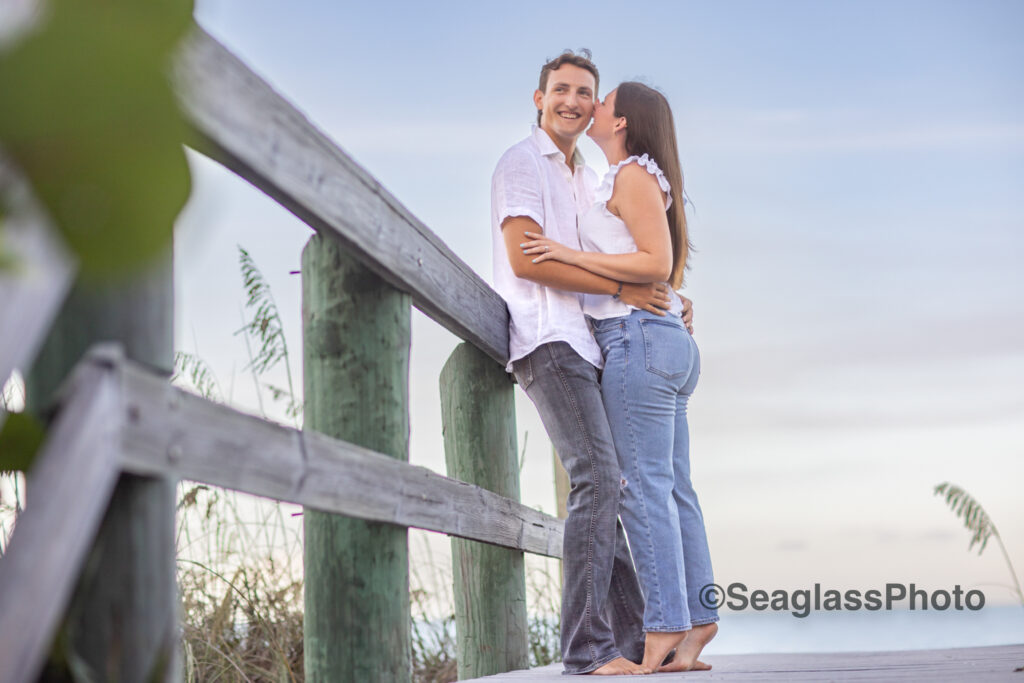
[490,50,718,675]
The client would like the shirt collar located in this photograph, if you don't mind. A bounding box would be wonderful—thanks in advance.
[531,124,586,170]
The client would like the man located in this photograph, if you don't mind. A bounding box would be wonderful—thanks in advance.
[490,50,694,674]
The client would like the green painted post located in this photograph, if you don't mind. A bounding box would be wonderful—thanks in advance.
[553,446,569,594]
[440,342,528,678]
[301,234,412,682]
[26,252,178,682]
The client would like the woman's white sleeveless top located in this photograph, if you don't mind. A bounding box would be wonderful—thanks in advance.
[581,154,684,319]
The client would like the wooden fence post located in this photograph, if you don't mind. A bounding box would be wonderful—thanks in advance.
[440,342,528,678]
[552,446,570,593]
[302,234,412,682]
[25,251,178,682]
[553,446,570,521]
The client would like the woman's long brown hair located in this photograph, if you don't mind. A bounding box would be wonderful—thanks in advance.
[614,81,691,289]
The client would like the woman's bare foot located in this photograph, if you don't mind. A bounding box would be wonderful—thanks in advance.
[590,657,646,675]
[658,622,718,672]
[641,631,689,672]
[662,649,711,671]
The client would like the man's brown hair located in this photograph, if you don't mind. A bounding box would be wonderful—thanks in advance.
[536,49,599,124]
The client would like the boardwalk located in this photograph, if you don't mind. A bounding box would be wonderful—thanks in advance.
[464,644,1024,681]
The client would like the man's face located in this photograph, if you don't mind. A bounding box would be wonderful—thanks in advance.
[534,64,596,144]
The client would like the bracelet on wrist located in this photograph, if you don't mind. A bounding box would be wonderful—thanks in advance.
[612,282,623,300]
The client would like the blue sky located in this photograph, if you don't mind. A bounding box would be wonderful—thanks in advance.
[173,0,1024,629]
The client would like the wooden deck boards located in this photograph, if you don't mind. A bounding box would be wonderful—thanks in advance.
[463,644,1024,681]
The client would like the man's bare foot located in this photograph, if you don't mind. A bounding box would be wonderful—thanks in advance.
[590,656,646,675]
[641,631,689,672]
[658,622,718,672]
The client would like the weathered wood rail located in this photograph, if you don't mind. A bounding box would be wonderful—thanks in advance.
[0,27,558,683]
[173,30,510,366]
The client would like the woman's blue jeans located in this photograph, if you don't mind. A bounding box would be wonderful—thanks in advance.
[590,310,718,632]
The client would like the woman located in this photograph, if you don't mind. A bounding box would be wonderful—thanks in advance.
[521,82,718,673]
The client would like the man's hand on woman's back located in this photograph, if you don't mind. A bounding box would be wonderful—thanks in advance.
[619,283,672,316]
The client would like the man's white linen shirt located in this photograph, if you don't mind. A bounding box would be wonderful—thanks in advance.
[491,125,604,372]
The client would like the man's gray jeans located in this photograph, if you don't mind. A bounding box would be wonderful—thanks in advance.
[511,341,646,673]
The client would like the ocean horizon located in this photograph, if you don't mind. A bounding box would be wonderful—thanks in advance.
[706,603,1024,655]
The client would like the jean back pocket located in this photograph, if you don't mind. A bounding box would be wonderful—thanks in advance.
[639,318,691,380]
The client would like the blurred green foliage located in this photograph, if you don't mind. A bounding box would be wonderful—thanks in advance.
[0,412,45,473]
[0,221,17,272]
[0,0,194,279]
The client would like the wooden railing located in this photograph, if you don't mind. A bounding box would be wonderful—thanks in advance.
[0,28,560,683]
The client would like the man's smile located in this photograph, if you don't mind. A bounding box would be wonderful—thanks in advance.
[558,110,582,120]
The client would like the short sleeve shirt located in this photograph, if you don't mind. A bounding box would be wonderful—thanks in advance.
[491,126,604,372]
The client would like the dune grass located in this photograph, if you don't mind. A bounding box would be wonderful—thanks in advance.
[174,482,561,682]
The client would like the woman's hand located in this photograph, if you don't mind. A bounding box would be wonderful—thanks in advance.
[521,231,582,266]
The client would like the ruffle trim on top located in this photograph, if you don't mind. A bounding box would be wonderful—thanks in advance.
[594,154,673,211]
